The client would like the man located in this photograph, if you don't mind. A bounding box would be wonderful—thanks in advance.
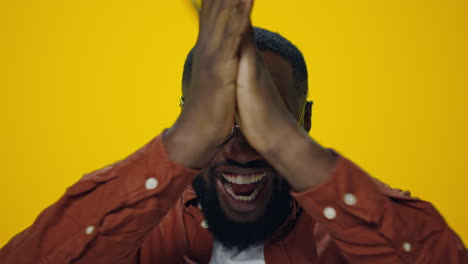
[1,0,466,263]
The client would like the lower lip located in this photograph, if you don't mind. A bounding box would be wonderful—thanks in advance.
[215,176,269,213]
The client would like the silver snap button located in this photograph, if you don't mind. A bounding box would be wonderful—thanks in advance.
[323,207,337,220]
[145,177,158,190]
[85,226,95,235]
[403,242,412,252]
[343,193,357,206]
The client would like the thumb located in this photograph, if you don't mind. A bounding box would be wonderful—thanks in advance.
[238,25,258,87]
[240,25,256,58]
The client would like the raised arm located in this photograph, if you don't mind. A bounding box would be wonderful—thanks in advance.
[0,134,198,264]
[0,0,253,263]
[235,23,468,263]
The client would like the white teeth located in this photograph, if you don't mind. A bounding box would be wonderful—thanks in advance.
[224,181,265,201]
[220,172,266,185]
[220,172,267,202]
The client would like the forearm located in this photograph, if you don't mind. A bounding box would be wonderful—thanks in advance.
[262,124,337,192]
[0,132,199,264]
[292,154,468,263]
[164,118,223,169]
[236,40,337,192]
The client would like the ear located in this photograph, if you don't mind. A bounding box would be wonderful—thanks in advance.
[303,100,313,133]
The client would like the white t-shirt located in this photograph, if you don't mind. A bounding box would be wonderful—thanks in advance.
[209,240,265,264]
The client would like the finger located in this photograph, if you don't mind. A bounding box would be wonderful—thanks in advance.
[221,4,243,50]
[196,0,224,52]
[213,0,242,33]
[221,0,244,11]
[202,0,242,53]
[199,0,212,17]
[231,0,252,32]
[226,0,253,35]
[238,0,254,34]
[198,0,214,36]
[222,0,254,52]
[237,24,264,91]
[239,24,256,57]
[199,0,230,34]
[210,0,241,27]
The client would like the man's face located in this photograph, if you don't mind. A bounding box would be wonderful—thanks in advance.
[191,51,309,249]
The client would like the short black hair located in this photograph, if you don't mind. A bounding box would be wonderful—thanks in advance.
[182,27,308,97]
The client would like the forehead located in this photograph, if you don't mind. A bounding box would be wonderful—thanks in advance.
[259,51,302,116]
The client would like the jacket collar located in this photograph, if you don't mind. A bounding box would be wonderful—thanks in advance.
[182,185,198,207]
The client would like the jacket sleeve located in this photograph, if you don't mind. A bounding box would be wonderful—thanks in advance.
[0,132,199,264]
[292,154,468,264]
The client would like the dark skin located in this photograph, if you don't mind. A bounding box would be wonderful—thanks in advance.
[165,0,336,223]
[199,51,310,223]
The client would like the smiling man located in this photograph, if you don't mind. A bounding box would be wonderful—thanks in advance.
[1,0,467,263]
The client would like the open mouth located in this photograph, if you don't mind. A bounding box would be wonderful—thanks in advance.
[220,172,267,202]
[215,170,272,213]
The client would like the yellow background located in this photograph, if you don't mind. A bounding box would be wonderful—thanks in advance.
[1,0,467,247]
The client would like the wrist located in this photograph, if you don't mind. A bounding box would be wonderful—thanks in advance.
[255,116,302,157]
[260,123,307,161]
[261,127,337,192]
[164,122,219,169]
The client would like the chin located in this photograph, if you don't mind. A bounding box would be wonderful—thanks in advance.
[219,197,271,223]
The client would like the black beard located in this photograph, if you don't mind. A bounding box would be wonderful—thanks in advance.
[192,169,293,251]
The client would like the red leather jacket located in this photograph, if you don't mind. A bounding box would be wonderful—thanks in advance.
[1,133,466,263]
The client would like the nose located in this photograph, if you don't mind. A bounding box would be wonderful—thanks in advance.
[221,130,263,164]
